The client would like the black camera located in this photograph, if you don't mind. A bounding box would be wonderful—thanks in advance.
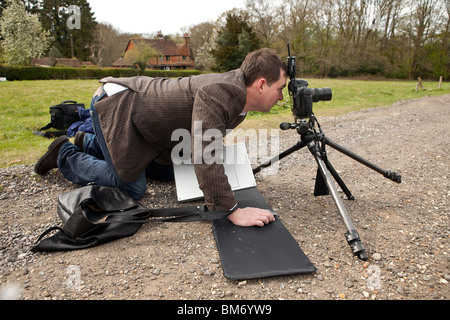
[287,44,332,119]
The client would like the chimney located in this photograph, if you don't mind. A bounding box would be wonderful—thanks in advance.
[183,33,190,46]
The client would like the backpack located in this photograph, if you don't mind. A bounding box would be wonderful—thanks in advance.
[40,100,85,131]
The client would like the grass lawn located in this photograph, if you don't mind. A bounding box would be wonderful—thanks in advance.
[0,79,100,167]
[1,78,449,167]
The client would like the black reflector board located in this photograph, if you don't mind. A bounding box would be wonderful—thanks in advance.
[212,187,316,280]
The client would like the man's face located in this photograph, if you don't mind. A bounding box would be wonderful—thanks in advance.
[257,69,287,113]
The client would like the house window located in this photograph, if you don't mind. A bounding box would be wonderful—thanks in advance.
[182,56,187,60]
[159,57,164,61]
[166,56,170,61]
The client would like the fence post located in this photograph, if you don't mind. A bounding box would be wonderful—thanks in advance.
[416,77,424,91]
[438,76,442,89]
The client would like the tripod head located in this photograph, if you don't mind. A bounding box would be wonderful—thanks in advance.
[280,118,316,136]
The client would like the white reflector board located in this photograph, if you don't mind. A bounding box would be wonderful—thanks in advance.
[173,143,256,202]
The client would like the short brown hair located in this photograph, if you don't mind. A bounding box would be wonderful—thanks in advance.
[240,48,287,87]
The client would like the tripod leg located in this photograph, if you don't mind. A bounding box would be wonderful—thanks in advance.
[324,160,355,200]
[307,140,368,261]
[317,139,354,199]
[252,140,307,174]
[323,136,402,183]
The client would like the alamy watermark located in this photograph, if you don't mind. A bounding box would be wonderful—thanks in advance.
[66,5,81,30]
[366,265,382,290]
[66,265,81,291]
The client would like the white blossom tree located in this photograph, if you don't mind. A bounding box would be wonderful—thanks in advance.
[195,28,219,71]
[0,0,51,65]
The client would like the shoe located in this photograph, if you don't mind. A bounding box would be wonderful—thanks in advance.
[34,135,69,175]
[74,131,86,152]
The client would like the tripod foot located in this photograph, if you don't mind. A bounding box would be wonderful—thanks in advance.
[345,230,368,261]
[384,171,402,183]
[358,251,369,261]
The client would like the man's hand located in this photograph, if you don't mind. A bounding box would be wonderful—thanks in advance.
[227,207,275,227]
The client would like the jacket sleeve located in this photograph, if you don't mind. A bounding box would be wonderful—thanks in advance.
[191,82,246,211]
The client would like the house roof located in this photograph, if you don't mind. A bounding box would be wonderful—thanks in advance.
[131,38,177,55]
[31,57,54,67]
[127,38,193,57]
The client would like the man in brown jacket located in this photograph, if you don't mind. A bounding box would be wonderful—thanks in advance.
[35,48,287,227]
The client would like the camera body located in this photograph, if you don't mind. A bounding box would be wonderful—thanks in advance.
[287,44,332,119]
[289,79,332,118]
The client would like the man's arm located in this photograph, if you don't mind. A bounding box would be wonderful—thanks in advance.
[191,82,244,211]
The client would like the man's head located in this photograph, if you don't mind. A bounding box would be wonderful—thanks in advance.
[240,48,288,87]
[241,48,288,113]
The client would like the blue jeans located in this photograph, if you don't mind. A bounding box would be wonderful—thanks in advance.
[57,92,147,199]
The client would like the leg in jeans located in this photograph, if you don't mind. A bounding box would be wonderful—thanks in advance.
[57,92,147,199]
[83,133,104,160]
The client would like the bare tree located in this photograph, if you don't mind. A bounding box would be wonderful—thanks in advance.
[245,0,279,46]
[402,0,445,78]
[276,0,317,74]
[90,23,137,67]
[378,0,403,46]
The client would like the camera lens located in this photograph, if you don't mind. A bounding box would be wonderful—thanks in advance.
[312,88,332,102]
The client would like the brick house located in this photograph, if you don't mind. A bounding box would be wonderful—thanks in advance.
[112,32,195,70]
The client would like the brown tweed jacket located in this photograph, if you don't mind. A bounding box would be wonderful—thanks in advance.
[94,69,247,210]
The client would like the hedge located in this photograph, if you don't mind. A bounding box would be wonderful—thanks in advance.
[0,65,204,81]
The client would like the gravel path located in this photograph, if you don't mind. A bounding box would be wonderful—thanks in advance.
[0,94,448,301]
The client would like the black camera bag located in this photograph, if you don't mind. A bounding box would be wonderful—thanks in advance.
[40,100,85,131]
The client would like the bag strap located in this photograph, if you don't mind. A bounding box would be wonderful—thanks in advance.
[33,205,231,245]
[88,205,230,225]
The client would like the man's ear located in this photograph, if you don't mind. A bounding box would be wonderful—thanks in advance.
[256,78,266,93]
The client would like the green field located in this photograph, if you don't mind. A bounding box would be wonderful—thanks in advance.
[1,78,449,167]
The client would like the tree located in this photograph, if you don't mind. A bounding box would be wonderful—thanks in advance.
[35,0,97,61]
[124,41,162,74]
[0,0,50,65]
[189,22,218,71]
[212,11,260,71]
[402,0,445,79]
[277,0,316,75]
[90,23,136,67]
[245,0,278,47]
[187,21,216,70]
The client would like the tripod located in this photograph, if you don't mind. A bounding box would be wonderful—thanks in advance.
[252,115,402,261]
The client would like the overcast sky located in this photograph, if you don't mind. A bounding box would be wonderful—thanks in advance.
[87,0,246,35]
